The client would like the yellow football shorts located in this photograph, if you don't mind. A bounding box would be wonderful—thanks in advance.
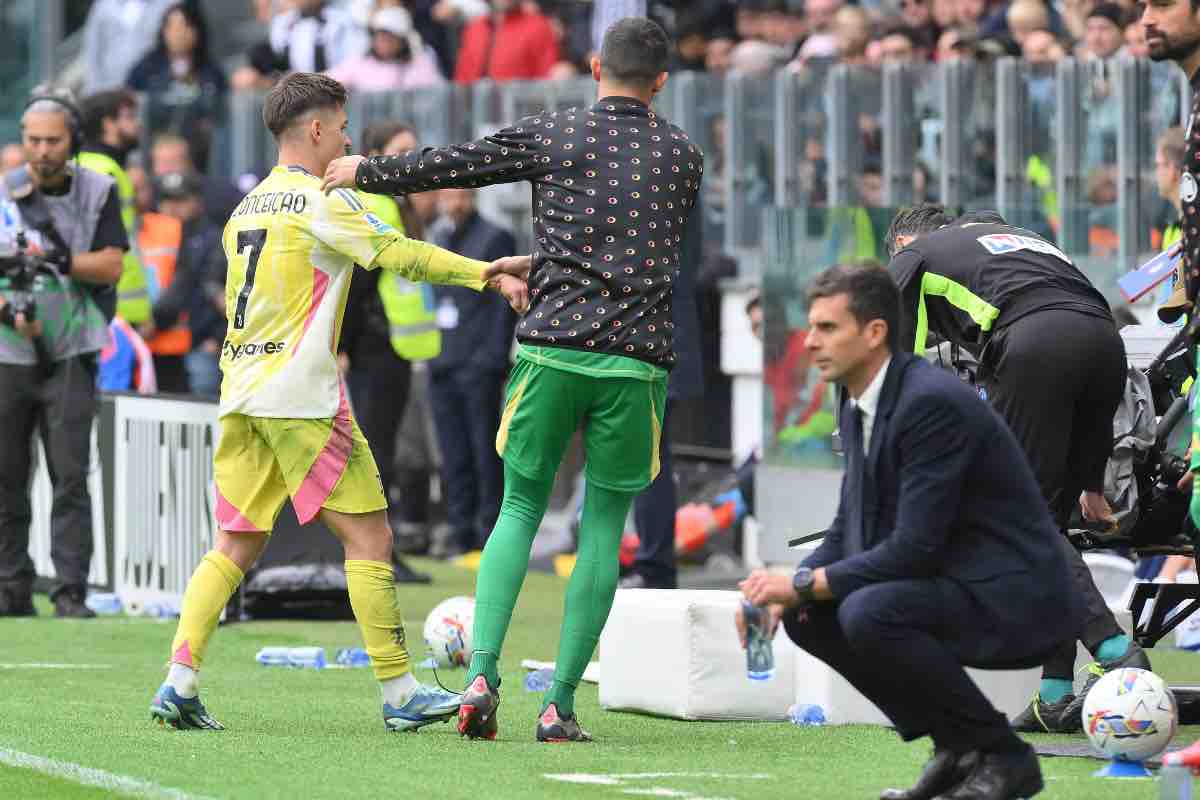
[213,406,387,533]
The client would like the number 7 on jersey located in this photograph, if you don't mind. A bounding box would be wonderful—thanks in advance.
[233,228,267,330]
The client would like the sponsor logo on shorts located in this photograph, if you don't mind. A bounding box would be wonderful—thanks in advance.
[222,339,287,361]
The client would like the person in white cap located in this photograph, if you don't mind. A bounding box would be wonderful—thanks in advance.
[327,7,445,91]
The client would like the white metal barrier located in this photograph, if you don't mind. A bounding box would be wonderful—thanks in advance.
[31,394,219,602]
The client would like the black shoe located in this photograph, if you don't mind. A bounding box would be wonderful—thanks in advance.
[933,745,1043,800]
[458,675,500,740]
[1061,643,1151,730]
[536,703,593,743]
[0,585,36,617]
[392,557,432,584]
[618,572,677,590]
[881,749,979,800]
[392,521,429,555]
[1010,693,1079,733]
[53,589,96,619]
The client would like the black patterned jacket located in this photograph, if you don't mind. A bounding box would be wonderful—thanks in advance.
[354,95,704,369]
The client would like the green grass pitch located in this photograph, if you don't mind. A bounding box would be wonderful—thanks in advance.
[0,559,1196,799]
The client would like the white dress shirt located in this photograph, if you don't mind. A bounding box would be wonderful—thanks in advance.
[852,357,891,454]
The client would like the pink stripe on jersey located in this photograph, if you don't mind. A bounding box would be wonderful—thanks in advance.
[291,381,355,524]
[292,268,330,356]
[216,489,262,532]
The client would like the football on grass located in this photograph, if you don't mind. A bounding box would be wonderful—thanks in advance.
[1083,667,1177,762]
[423,595,475,668]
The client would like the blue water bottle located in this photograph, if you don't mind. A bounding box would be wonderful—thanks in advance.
[335,648,371,668]
[741,600,776,681]
[287,647,326,669]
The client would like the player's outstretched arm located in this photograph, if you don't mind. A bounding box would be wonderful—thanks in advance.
[322,115,554,196]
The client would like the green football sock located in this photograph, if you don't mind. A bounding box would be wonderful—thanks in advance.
[467,464,554,688]
[544,480,635,718]
[1095,634,1131,663]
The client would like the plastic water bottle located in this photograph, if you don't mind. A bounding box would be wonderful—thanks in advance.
[256,647,291,666]
[335,648,370,668]
[85,593,122,615]
[741,601,776,681]
[255,646,326,669]
[287,647,326,669]
[1160,764,1194,799]
[524,668,554,692]
[787,703,827,727]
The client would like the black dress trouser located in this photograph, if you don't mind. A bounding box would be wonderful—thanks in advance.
[347,353,412,504]
[632,400,676,586]
[0,356,98,599]
[980,309,1127,678]
[783,578,1028,753]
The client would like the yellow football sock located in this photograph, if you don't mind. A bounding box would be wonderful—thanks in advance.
[345,560,411,681]
[169,550,244,669]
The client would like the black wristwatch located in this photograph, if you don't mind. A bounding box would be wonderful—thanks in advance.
[792,567,816,606]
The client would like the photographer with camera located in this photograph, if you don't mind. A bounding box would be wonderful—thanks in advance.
[0,90,127,619]
[885,204,1148,736]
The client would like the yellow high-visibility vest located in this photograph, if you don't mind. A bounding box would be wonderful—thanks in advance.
[77,150,151,323]
[360,192,441,361]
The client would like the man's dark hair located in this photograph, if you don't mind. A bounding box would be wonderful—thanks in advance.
[806,260,901,352]
[79,89,137,142]
[884,203,953,257]
[262,72,348,139]
[599,17,670,88]
[955,209,1007,225]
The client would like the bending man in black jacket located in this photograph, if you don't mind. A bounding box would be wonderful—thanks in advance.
[739,262,1075,800]
[882,205,1147,734]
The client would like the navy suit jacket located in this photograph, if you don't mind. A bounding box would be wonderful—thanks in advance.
[803,353,1080,668]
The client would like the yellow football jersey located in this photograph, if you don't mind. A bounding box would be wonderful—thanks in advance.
[219,165,487,418]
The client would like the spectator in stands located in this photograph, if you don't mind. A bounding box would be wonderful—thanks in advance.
[126,2,228,172]
[232,0,369,91]
[955,0,989,29]
[706,36,737,72]
[1083,2,1128,60]
[328,6,445,91]
[729,40,790,75]
[80,0,176,94]
[149,133,244,227]
[931,0,960,31]
[834,6,874,66]
[1023,28,1068,64]
[794,0,843,64]
[453,0,560,83]
[79,90,152,329]
[427,188,516,558]
[672,13,711,71]
[1059,0,1092,39]
[899,0,939,42]
[1006,0,1052,46]
[1153,127,1187,325]
[877,26,923,63]
[146,172,227,397]
[1,145,24,173]
[936,27,968,60]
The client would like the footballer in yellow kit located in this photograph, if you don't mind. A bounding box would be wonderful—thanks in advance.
[213,166,489,532]
[150,72,528,734]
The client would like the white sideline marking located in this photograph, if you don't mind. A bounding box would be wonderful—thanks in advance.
[545,773,770,783]
[0,663,111,670]
[0,748,210,800]
[546,774,623,785]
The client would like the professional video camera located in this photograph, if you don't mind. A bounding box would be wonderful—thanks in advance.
[0,230,64,368]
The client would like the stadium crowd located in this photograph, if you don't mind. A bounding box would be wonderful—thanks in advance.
[0,0,1183,569]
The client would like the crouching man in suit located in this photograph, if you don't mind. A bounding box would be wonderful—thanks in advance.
[737,262,1078,800]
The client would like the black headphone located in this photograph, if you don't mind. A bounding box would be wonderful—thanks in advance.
[23,88,84,158]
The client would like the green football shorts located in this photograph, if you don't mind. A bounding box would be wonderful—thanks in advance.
[495,350,668,493]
